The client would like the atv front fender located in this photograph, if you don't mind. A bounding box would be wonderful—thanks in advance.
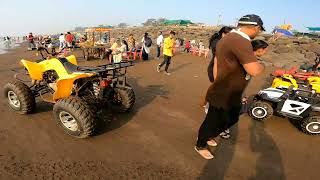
[21,60,44,80]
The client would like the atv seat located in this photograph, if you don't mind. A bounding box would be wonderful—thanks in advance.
[58,58,105,74]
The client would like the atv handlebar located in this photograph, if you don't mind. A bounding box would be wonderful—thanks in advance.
[280,85,318,100]
[37,46,66,59]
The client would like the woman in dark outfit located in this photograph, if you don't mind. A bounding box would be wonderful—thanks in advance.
[206,27,233,138]
[207,26,233,82]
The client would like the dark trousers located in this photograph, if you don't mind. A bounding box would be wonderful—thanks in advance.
[159,55,172,72]
[196,106,241,148]
[142,48,148,60]
[157,45,161,58]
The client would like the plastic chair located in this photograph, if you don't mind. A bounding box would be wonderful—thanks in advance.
[133,49,143,60]
[123,51,133,60]
[190,48,199,56]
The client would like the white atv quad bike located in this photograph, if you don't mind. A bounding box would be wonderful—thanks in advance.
[249,86,320,135]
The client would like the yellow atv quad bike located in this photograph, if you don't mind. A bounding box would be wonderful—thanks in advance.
[272,74,320,93]
[4,52,135,138]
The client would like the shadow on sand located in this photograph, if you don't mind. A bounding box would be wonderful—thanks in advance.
[198,119,286,180]
[95,77,169,135]
[248,121,286,180]
[198,124,239,180]
[170,62,192,73]
[30,76,169,137]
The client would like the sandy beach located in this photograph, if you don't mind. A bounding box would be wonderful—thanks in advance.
[0,44,319,179]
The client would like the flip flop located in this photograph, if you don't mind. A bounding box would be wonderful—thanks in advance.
[194,146,214,160]
[220,131,231,139]
[207,139,218,147]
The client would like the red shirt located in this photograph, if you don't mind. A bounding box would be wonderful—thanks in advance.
[185,41,191,48]
[28,35,34,42]
[66,34,74,42]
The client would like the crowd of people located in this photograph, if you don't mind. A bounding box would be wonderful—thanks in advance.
[59,32,76,49]
[93,14,270,160]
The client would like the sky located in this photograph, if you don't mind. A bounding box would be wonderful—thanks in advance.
[0,0,318,36]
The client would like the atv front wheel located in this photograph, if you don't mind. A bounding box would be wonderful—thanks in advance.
[249,101,273,121]
[4,81,35,114]
[301,116,320,135]
[53,97,96,138]
[111,86,135,113]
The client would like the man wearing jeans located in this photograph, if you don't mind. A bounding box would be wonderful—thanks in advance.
[156,31,163,59]
[157,31,175,75]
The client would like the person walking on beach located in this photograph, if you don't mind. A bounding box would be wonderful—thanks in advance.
[157,31,175,75]
[203,26,233,139]
[184,40,191,53]
[27,32,35,50]
[65,32,74,49]
[156,31,164,59]
[59,33,66,49]
[141,33,152,60]
[195,14,266,160]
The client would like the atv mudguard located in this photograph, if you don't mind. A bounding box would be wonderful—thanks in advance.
[21,55,95,102]
[271,75,298,89]
[308,77,320,93]
[53,74,94,101]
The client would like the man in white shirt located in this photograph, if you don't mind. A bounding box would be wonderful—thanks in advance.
[156,31,164,59]
[59,33,66,49]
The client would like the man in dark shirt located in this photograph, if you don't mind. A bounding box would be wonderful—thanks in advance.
[195,14,266,159]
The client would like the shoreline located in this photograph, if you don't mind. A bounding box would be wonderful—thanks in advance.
[0,40,23,55]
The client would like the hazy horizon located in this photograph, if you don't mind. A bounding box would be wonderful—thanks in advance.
[0,0,318,36]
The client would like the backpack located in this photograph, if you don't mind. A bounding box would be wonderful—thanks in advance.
[144,37,152,47]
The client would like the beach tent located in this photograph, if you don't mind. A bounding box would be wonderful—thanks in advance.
[307,27,320,31]
[164,20,193,26]
[279,24,292,30]
[274,28,294,37]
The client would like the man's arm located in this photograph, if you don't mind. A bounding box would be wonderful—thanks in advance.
[243,62,265,77]
[231,40,265,77]
[213,57,218,79]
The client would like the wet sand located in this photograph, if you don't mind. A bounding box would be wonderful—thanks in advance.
[0,45,319,180]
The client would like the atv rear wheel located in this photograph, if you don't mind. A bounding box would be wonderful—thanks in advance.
[249,101,273,121]
[53,97,96,138]
[301,116,320,135]
[4,81,35,114]
[111,86,135,113]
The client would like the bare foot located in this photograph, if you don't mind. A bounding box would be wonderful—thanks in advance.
[207,139,218,147]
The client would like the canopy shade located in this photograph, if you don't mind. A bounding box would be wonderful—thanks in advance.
[274,29,294,36]
[164,20,193,25]
[307,27,320,31]
[85,27,112,33]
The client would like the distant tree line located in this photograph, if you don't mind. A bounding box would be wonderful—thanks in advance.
[142,18,167,26]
